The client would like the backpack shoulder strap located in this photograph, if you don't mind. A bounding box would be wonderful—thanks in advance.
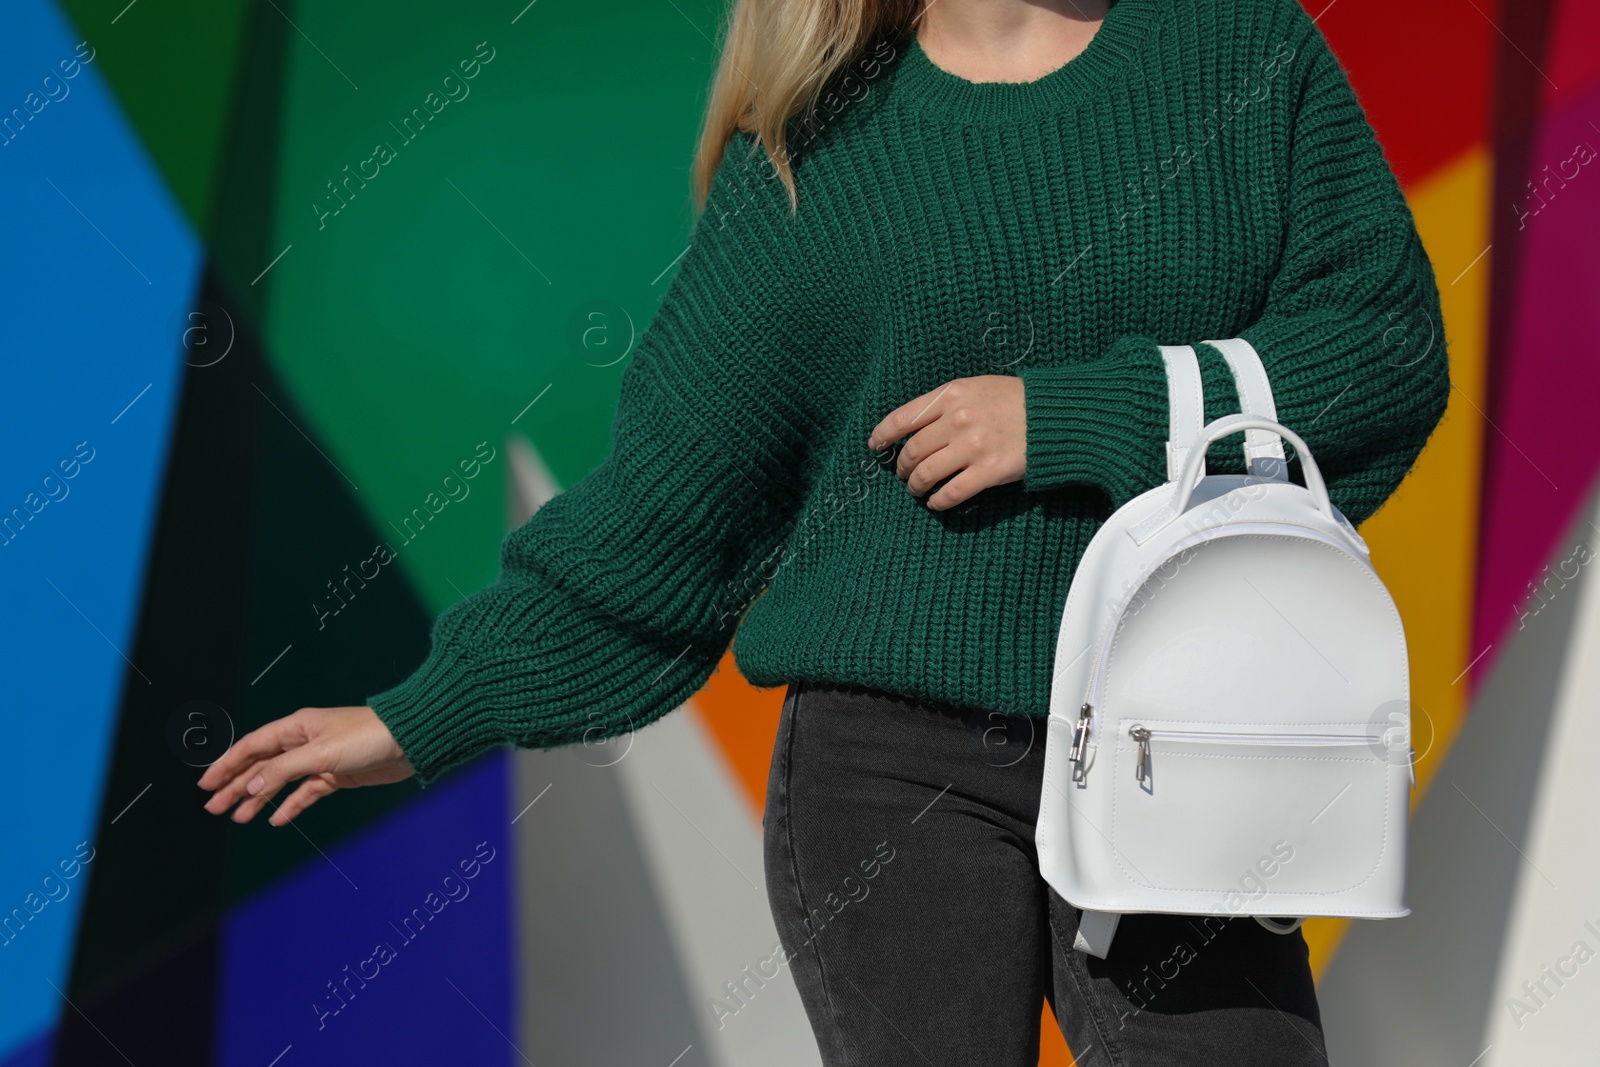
[1202,338,1288,481]
[1158,345,1205,483]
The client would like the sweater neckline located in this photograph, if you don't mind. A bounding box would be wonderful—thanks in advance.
[888,0,1158,124]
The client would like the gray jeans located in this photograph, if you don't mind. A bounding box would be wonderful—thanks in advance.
[762,680,1328,1066]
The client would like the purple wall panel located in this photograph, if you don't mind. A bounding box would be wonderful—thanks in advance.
[1473,80,1600,662]
[215,754,514,1067]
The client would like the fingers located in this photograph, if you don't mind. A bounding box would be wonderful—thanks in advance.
[894,420,953,481]
[198,713,309,790]
[871,374,1026,510]
[202,754,271,817]
[223,741,335,824]
[904,439,967,498]
[201,706,415,825]
[925,464,999,511]
[269,775,339,826]
[200,713,309,817]
[867,380,961,448]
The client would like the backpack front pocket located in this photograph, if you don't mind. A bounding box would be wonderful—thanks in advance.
[1108,720,1394,901]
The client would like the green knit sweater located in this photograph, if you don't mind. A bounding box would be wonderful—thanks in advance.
[368,0,1450,786]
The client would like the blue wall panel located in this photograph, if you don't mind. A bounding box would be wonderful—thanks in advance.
[0,0,199,1056]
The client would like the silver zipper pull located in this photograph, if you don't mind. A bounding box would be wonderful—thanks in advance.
[1069,703,1093,763]
[1129,725,1151,783]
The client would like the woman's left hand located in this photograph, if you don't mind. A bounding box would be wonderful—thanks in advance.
[866,375,1027,511]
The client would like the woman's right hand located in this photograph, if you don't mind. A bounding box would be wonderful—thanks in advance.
[198,705,415,826]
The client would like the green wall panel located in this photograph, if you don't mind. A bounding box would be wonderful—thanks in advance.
[262,0,730,614]
[58,0,254,230]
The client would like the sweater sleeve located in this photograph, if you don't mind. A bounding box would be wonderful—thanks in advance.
[1016,17,1450,526]
[365,132,823,786]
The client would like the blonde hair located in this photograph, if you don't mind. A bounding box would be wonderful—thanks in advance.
[692,0,921,214]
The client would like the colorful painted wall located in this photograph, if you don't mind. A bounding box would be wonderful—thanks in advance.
[1,1,1595,1064]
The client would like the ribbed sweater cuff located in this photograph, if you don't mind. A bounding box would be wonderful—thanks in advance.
[364,574,575,787]
[1017,336,1170,507]
[366,637,502,788]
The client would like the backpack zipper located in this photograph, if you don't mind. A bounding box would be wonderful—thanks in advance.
[1127,723,1383,784]
[1068,702,1094,782]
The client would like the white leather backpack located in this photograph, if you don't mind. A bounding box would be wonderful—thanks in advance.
[1034,338,1414,959]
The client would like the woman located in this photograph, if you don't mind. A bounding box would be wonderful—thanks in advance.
[201,0,1449,1062]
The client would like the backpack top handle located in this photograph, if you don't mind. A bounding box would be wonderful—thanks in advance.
[1171,413,1334,522]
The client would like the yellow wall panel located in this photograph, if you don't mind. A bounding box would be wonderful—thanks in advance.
[1305,145,1492,977]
